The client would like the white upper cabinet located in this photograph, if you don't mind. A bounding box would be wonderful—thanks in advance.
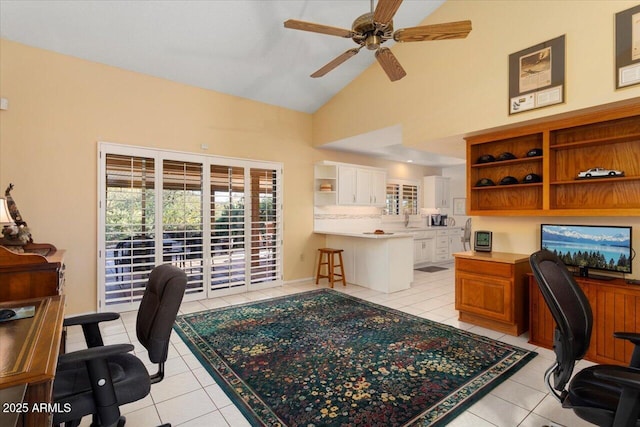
[424,176,450,209]
[338,165,358,205]
[354,168,386,206]
[315,162,386,207]
[370,170,387,207]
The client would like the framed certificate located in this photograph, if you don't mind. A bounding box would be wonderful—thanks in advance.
[508,35,565,114]
[616,4,640,88]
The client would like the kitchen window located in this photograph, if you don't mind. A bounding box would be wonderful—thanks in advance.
[385,180,419,215]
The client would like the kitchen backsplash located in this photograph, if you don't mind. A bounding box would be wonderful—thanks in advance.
[314,205,428,232]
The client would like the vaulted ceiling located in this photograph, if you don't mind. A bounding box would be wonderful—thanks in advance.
[0,0,445,113]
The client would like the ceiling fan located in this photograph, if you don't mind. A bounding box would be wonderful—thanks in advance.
[284,0,471,82]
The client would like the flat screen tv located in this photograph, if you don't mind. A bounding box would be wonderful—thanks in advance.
[541,224,633,275]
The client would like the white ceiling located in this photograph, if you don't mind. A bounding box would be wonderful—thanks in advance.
[0,0,465,167]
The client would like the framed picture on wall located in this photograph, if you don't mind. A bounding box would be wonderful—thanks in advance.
[616,4,640,88]
[453,198,466,216]
[508,35,565,114]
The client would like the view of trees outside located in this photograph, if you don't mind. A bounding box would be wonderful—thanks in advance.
[105,187,156,241]
[106,188,275,246]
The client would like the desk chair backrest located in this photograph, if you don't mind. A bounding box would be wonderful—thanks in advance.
[462,218,472,250]
[136,264,186,365]
[529,249,593,392]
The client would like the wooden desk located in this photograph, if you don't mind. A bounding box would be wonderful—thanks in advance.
[0,244,66,302]
[529,274,640,366]
[0,295,65,427]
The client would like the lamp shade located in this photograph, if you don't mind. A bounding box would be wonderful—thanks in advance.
[0,197,14,225]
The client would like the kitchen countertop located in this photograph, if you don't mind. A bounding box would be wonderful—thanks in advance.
[313,230,412,239]
[314,226,463,239]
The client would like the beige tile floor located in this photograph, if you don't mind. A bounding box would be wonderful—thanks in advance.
[66,265,595,426]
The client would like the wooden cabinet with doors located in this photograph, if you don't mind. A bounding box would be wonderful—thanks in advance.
[529,274,640,366]
[465,98,640,216]
[0,243,65,302]
[454,251,531,336]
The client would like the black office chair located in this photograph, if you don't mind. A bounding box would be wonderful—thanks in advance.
[53,264,187,427]
[529,249,640,427]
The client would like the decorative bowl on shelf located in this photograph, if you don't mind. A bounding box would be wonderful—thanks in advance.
[319,183,333,192]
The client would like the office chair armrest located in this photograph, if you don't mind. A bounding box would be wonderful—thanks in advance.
[593,367,640,390]
[57,344,134,426]
[613,332,640,368]
[613,332,640,345]
[63,312,121,348]
[63,312,120,327]
[58,343,135,365]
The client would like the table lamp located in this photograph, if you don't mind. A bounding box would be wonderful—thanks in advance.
[0,197,13,226]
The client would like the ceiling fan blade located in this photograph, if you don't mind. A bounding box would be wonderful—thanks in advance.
[373,0,404,25]
[284,19,354,38]
[311,48,361,78]
[393,20,472,42]
[375,47,406,82]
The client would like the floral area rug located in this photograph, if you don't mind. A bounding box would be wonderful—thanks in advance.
[173,289,536,426]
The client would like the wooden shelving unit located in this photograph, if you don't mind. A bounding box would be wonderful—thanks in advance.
[466,99,640,216]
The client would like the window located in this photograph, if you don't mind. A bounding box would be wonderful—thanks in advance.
[99,143,282,312]
[385,180,419,215]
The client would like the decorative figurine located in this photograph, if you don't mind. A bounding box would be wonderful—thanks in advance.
[2,183,32,244]
[577,167,624,179]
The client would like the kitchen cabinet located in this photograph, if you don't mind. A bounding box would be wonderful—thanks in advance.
[424,176,450,209]
[435,231,449,262]
[413,231,435,265]
[448,229,464,256]
[315,162,386,207]
[338,166,358,205]
[433,228,462,262]
[454,251,531,336]
[354,169,386,206]
[320,232,413,293]
[370,170,387,206]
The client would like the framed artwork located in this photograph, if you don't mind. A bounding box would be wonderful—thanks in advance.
[453,198,466,216]
[616,4,640,88]
[508,35,565,114]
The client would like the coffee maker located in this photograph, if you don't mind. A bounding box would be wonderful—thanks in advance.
[430,214,448,227]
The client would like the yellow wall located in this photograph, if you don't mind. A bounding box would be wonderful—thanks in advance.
[314,1,640,155]
[0,39,432,314]
[314,0,640,277]
[3,1,640,313]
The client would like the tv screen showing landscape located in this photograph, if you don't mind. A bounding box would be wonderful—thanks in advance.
[541,224,632,274]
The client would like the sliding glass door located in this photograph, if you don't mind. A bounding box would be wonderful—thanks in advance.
[99,143,282,312]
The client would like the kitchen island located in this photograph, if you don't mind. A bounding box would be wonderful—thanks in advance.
[314,231,413,293]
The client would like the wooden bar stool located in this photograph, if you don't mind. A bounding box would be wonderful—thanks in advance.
[315,248,346,288]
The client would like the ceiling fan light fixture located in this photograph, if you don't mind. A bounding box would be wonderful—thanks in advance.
[365,34,382,50]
